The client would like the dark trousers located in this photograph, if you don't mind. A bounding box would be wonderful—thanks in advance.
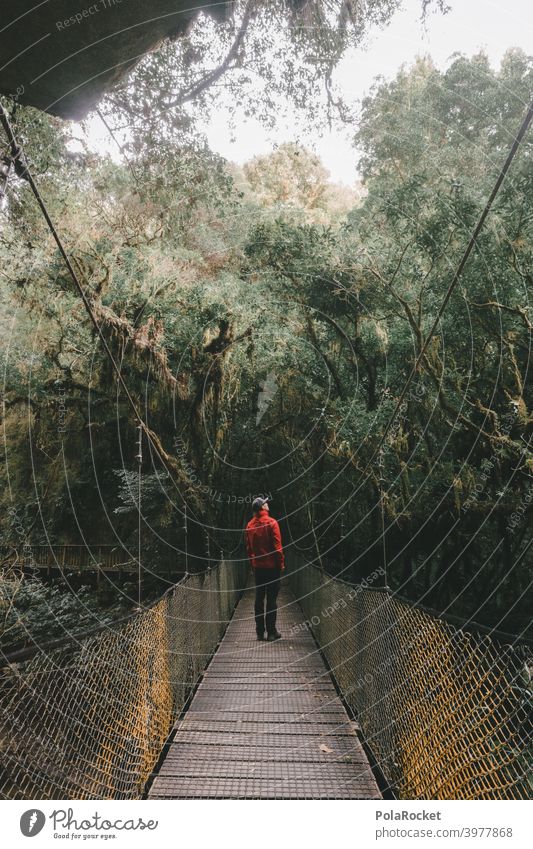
[254,567,281,635]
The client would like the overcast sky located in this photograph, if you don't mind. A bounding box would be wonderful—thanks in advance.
[83,0,531,186]
[202,0,531,185]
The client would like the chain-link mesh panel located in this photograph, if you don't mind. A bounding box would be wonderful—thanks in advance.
[0,560,246,800]
[288,559,532,800]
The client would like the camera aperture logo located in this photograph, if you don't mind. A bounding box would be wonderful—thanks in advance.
[20,810,46,837]
[19,808,159,839]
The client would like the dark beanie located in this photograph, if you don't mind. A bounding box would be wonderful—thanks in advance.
[252,496,269,512]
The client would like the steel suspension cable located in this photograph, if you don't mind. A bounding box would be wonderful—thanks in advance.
[303,97,533,552]
[0,103,151,440]
[0,102,215,570]
[136,422,143,608]
[364,97,533,472]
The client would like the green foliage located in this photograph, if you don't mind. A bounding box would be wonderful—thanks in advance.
[0,48,531,638]
[243,143,359,222]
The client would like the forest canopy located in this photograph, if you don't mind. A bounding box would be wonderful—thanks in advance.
[0,39,531,639]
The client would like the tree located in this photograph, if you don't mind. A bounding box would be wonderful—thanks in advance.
[1,48,531,636]
[94,1,447,157]
[243,142,360,222]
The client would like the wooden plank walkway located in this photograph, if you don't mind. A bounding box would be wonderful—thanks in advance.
[149,583,381,799]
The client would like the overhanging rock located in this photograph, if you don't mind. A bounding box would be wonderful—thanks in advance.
[0,0,232,119]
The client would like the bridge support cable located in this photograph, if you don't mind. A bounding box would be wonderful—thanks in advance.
[184,503,189,575]
[377,447,388,591]
[0,103,147,442]
[366,96,533,472]
[294,97,533,555]
[0,101,223,566]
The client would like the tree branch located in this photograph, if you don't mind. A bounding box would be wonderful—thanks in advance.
[162,1,255,111]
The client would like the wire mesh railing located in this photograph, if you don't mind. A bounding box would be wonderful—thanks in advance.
[0,559,247,800]
[288,558,532,800]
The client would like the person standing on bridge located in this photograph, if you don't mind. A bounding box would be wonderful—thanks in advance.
[245,496,285,641]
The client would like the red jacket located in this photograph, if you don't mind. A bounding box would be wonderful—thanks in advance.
[245,509,285,570]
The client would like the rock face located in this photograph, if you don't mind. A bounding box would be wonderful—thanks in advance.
[0,0,232,119]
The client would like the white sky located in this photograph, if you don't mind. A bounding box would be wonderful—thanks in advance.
[82,0,531,186]
[203,0,531,185]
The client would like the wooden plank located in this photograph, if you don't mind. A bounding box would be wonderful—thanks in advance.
[148,585,381,800]
[159,742,368,762]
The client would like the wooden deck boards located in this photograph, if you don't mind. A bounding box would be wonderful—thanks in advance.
[148,584,381,799]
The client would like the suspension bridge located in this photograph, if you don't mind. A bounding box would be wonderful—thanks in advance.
[0,555,530,800]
